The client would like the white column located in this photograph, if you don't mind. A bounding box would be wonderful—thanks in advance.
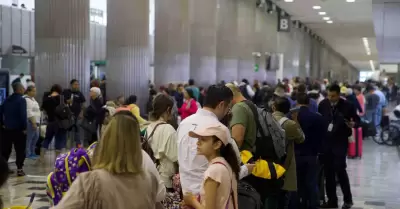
[106,0,149,105]
[35,0,90,100]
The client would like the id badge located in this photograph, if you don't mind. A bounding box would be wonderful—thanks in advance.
[328,123,333,132]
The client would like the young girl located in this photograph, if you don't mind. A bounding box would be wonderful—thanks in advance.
[183,123,239,209]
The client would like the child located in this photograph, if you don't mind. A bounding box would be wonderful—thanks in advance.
[183,123,239,209]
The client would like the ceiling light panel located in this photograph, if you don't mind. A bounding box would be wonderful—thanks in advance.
[346,0,356,2]
[319,12,326,15]
[327,20,333,24]
[362,37,371,56]
[284,0,294,2]
[369,60,375,71]
[323,17,330,20]
[313,5,321,9]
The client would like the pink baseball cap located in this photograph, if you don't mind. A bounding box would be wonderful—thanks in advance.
[189,123,229,145]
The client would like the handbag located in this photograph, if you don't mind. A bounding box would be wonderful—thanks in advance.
[80,118,97,134]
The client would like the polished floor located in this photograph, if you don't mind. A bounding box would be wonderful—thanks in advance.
[1,140,400,209]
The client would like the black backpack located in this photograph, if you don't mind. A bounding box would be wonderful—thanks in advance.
[55,95,74,129]
[238,181,262,209]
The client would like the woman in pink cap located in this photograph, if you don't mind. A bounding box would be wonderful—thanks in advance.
[183,123,239,209]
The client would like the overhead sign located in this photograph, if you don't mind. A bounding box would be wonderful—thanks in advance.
[11,45,27,54]
[278,15,291,32]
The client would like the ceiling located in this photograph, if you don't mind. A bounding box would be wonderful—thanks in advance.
[273,0,378,71]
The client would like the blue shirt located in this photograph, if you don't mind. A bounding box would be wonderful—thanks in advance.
[374,90,387,108]
[293,98,318,113]
[0,93,27,130]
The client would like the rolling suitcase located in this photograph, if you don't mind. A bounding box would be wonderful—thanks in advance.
[348,127,363,158]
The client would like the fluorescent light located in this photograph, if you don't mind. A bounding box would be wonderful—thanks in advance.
[313,5,321,9]
[346,0,356,2]
[323,17,330,20]
[319,12,326,15]
[370,60,375,71]
[284,0,294,2]
[362,37,371,55]
[327,20,333,24]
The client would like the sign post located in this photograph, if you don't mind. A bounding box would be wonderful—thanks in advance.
[278,15,291,32]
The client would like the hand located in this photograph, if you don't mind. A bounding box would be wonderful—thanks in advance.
[346,118,355,128]
[245,163,256,173]
[291,111,299,123]
[183,192,196,206]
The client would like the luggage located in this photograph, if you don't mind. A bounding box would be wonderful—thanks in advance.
[46,148,91,206]
[348,127,363,158]
[55,95,74,130]
[238,181,262,209]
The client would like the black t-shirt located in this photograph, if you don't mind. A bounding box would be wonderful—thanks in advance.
[42,95,61,122]
[63,89,86,116]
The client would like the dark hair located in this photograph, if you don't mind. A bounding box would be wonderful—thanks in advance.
[275,83,286,91]
[273,96,291,114]
[311,83,321,91]
[296,93,309,105]
[177,83,183,88]
[150,94,174,120]
[0,157,10,209]
[220,111,232,127]
[124,95,137,105]
[12,82,24,92]
[213,137,240,180]
[297,83,307,93]
[203,85,233,109]
[26,78,31,82]
[327,84,341,94]
[185,88,196,100]
[188,79,195,86]
[70,79,78,85]
[19,73,24,77]
[26,85,36,93]
[50,84,63,94]
[149,89,157,96]
[242,79,249,85]
[353,85,362,92]
[366,84,375,92]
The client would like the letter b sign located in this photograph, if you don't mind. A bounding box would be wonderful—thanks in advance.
[278,16,291,32]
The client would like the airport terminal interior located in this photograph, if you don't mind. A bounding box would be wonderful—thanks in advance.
[1,0,400,208]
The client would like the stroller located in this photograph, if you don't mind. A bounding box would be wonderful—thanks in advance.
[380,105,400,146]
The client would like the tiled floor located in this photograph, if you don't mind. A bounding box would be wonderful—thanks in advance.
[1,140,400,209]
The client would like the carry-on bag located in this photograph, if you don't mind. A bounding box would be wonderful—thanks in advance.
[348,127,363,158]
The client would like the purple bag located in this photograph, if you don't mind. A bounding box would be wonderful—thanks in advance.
[46,148,91,206]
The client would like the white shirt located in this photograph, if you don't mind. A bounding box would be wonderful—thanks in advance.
[146,121,178,188]
[25,96,40,123]
[177,109,249,194]
[141,150,166,202]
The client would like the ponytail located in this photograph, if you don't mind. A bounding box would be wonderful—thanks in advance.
[216,140,240,180]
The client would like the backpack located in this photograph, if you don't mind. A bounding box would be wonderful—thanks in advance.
[46,148,91,206]
[242,100,287,165]
[238,181,262,209]
[54,95,74,130]
[142,122,166,165]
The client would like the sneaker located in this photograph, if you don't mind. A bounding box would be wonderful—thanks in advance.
[17,169,26,177]
[320,202,339,208]
[342,202,353,209]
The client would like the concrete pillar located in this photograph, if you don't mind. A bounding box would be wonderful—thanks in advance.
[154,0,190,86]
[106,0,149,105]
[189,0,217,86]
[237,0,255,82]
[216,0,238,83]
[35,0,90,100]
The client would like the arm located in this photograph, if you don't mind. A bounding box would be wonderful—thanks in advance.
[26,99,36,125]
[246,85,255,98]
[21,98,27,131]
[162,129,178,163]
[230,104,248,148]
[192,178,219,209]
[142,150,166,202]
[284,120,305,144]
[188,100,198,115]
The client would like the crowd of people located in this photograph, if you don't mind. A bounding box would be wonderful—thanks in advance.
[0,75,397,209]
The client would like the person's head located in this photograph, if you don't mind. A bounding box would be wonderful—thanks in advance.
[0,157,9,209]
[19,73,24,78]
[50,84,62,94]
[26,78,31,83]
[124,95,137,105]
[90,87,101,99]
[311,83,321,92]
[168,83,176,91]
[225,83,244,104]
[184,88,195,100]
[189,123,240,180]
[366,84,375,93]
[188,79,195,86]
[297,83,307,93]
[353,85,362,95]
[242,79,249,85]
[296,93,309,106]
[150,94,174,121]
[203,85,234,120]
[327,84,341,104]
[116,95,125,105]
[177,84,184,92]
[26,85,36,97]
[93,110,142,174]
[12,82,25,95]
[70,79,80,91]
[272,96,291,114]
[274,83,286,97]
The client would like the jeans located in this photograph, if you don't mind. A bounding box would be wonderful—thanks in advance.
[296,155,319,209]
[42,122,67,150]
[323,153,352,204]
[26,121,39,156]
[70,118,81,145]
[1,129,26,169]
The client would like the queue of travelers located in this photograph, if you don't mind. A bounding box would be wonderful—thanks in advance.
[0,75,395,209]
